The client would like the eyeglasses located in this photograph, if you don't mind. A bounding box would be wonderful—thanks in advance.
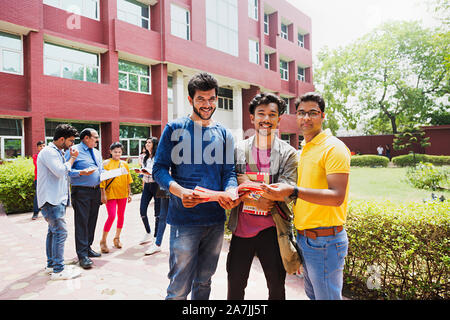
[296,110,322,118]
[195,97,217,106]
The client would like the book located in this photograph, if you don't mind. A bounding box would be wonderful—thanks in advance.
[192,180,266,203]
[241,172,270,216]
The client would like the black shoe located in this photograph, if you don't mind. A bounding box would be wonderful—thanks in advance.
[79,256,93,269]
[32,213,38,220]
[88,248,101,258]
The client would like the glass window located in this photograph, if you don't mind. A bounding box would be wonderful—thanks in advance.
[0,119,22,136]
[168,75,173,103]
[43,0,99,20]
[264,13,269,34]
[45,120,100,149]
[218,87,233,111]
[171,4,190,40]
[0,119,24,160]
[206,0,239,56]
[249,39,259,65]
[280,60,288,80]
[44,42,99,83]
[281,23,288,40]
[0,32,23,75]
[119,125,150,157]
[117,0,150,29]
[248,0,258,20]
[118,59,151,94]
[297,67,305,82]
[264,53,270,70]
[298,33,304,48]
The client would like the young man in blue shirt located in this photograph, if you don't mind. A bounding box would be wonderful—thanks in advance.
[153,72,239,300]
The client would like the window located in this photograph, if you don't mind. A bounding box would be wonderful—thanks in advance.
[206,0,239,57]
[0,32,22,75]
[282,97,290,114]
[118,59,151,94]
[168,75,173,103]
[44,42,100,83]
[280,23,288,40]
[119,125,150,157]
[0,119,23,159]
[117,0,150,29]
[249,39,259,65]
[44,0,99,20]
[281,134,291,144]
[297,66,305,82]
[264,13,269,34]
[248,0,258,20]
[297,33,304,48]
[280,60,288,80]
[171,4,190,40]
[264,53,270,70]
[45,120,101,149]
[218,87,233,111]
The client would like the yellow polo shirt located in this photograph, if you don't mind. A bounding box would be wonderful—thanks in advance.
[293,129,351,230]
[100,159,133,200]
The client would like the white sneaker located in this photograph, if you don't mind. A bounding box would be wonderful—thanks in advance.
[145,243,161,255]
[139,232,153,245]
[44,267,53,274]
[50,267,81,280]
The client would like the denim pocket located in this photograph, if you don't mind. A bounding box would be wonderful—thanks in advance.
[336,241,348,259]
[305,236,327,250]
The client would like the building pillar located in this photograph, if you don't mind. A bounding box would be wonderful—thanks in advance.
[172,70,185,120]
[232,85,243,142]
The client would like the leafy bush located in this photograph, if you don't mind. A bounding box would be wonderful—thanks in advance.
[406,162,449,191]
[128,164,143,195]
[351,155,389,167]
[344,200,449,300]
[392,154,450,167]
[0,157,35,214]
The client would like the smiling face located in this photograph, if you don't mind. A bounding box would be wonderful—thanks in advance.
[110,147,123,160]
[188,88,217,123]
[296,100,324,141]
[250,103,281,137]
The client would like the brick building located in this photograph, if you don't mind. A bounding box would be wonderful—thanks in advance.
[0,0,314,160]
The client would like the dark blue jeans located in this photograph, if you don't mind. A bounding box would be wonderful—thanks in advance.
[140,182,161,234]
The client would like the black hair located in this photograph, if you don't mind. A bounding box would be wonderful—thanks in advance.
[36,140,45,146]
[187,72,219,99]
[143,136,159,165]
[249,92,287,115]
[295,92,326,112]
[79,128,96,140]
[110,141,123,151]
[53,124,79,141]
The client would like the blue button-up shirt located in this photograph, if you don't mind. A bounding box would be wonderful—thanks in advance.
[36,142,72,208]
[66,142,103,187]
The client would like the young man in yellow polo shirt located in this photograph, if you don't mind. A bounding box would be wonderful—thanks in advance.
[262,92,351,300]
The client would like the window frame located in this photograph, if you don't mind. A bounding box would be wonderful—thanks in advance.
[119,124,151,157]
[248,0,258,21]
[248,39,259,65]
[0,32,23,76]
[170,3,191,41]
[264,53,270,70]
[117,0,150,30]
[44,42,100,83]
[118,59,151,95]
[280,23,288,40]
[297,33,305,48]
[297,66,305,82]
[43,0,100,21]
[263,13,269,35]
[0,118,24,160]
[280,59,288,81]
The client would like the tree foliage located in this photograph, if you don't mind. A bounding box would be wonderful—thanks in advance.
[315,21,449,134]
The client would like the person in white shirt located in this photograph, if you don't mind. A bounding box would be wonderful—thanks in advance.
[377,145,384,156]
[37,124,80,280]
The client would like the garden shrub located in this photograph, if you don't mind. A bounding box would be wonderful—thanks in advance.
[351,155,389,167]
[0,157,35,214]
[392,154,450,167]
[406,162,449,191]
[344,200,449,300]
[128,164,143,195]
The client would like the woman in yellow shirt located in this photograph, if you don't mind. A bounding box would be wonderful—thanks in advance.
[99,142,133,253]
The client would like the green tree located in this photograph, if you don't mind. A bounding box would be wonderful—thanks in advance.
[393,125,431,164]
[315,21,449,134]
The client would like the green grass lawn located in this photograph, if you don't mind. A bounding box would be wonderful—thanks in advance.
[349,167,450,202]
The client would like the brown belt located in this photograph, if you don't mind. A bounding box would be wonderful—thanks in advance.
[297,226,343,240]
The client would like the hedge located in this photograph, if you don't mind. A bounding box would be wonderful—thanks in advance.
[0,157,35,214]
[392,154,450,167]
[351,155,389,167]
[0,157,144,214]
[344,200,449,300]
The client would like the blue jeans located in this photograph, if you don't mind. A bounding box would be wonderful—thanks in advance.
[166,223,224,300]
[297,228,348,300]
[41,203,68,273]
[155,197,168,246]
[140,182,161,234]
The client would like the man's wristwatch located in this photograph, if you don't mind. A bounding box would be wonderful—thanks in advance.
[289,186,299,201]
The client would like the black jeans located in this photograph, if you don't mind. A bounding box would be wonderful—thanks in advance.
[71,186,101,259]
[226,226,286,300]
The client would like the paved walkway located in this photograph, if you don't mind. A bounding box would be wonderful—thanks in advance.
[0,195,308,300]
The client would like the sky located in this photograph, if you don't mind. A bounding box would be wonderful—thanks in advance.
[287,0,440,63]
